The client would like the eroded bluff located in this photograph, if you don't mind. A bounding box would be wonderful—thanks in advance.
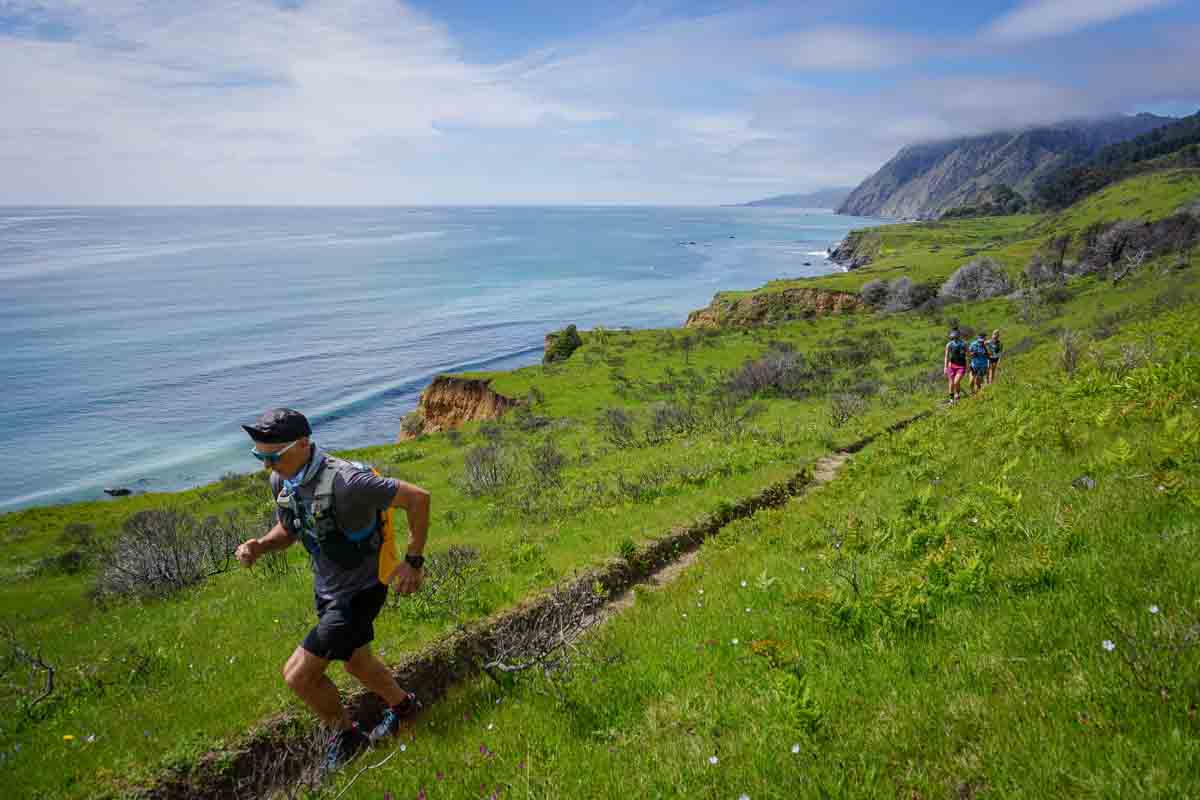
[398,376,520,440]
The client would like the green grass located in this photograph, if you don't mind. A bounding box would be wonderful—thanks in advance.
[331,292,1200,800]
[0,305,952,798]
[1,168,1198,799]
[704,168,1200,310]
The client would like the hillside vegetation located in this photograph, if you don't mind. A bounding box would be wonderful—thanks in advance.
[0,169,1198,799]
[1036,111,1200,210]
[837,114,1174,219]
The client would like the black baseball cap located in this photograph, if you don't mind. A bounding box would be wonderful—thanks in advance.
[241,407,311,444]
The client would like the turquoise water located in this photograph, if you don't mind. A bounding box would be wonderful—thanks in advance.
[0,206,884,511]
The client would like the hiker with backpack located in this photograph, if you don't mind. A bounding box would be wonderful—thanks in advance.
[234,408,430,772]
[968,331,991,394]
[987,329,1003,384]
[944,329,968,402]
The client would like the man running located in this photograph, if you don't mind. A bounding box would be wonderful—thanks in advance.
[234,408,430,771]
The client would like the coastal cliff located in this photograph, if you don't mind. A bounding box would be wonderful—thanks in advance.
[829,229,881,271]
[685,287,864,329]
[398,376,520,440]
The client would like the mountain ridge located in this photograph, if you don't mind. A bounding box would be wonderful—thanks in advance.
[742,187,854,208]
[838,113,1177,219]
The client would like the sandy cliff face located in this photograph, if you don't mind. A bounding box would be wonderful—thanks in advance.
[685,287,864,329]
[398,376,520,441]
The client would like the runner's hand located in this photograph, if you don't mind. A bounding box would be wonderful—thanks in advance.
[235,539,261,568]
[387,562,423,595]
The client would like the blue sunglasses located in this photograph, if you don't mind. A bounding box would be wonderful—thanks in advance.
[251,439,300,464]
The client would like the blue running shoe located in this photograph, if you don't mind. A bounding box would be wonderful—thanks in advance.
[369,692,421,743]
[322,723,368,773]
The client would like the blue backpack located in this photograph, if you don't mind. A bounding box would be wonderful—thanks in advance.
[969,340,989,360]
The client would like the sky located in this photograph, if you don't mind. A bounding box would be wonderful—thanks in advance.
[1,0,1198,205]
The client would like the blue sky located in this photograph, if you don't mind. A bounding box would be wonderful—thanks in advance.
[1,0,1197,204]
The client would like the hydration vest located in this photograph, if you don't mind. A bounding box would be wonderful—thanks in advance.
[277,455,385,570]
[969,340,990,361]
[948,339,967,365]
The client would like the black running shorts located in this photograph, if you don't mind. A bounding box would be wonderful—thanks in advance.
[301,582,389,661]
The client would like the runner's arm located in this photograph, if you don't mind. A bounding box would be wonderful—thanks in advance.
[389,480,430,557]
[255,521,295,553]
[235,521,294,566]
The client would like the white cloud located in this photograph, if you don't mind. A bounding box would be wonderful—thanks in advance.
[771,25,936,70]
[0,1,1196,204]
[0,0,612,202]
[988,0,1178,41]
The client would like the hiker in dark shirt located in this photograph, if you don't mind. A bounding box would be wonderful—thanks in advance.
[987,329,1003,385]
[944,329,968,402]
[968,332,991,394]
[234,408,430,772]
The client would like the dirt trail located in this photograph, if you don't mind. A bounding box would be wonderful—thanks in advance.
[138,411,929,800]
[608,448,854,615]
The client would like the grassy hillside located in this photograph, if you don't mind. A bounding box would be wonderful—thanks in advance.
[1,169,1197,799]
[709,169,1200,305]
[0,301,952,798]
[338,299,1200,799]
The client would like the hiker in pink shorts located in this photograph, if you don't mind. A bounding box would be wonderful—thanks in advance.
[944,329,968,403]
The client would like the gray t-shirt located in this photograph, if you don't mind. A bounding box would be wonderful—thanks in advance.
[271,455,398,602]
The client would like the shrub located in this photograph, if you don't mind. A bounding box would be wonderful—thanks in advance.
[94,510,244,600]
[479,421,504,443]
[1089,220,1145,269]
[829,393,868,428]
[859,279,889,308]
[544,324,583,364]
[59,522,96,548]
[512,404,550,433]
[528,439,566,488]
[1058,329,1084,376]
[882,277,913,312]
[596,407,638,448]
[463,444,510,496]
[399,411,426,439]
[940,258,1013,301]
[728,348,818,400]
[646,401,696,443]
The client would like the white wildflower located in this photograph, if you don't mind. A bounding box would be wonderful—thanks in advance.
[1150,605,1160,615]
[708,755,719,765]
[791,743,801,754]
[1102,639,1116,652]
[740,581,747,588]
[731,638,739,645]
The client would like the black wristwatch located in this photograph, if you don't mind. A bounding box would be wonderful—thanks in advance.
[404,553,425,570]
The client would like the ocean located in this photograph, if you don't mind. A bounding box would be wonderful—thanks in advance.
[0,205,885,512]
